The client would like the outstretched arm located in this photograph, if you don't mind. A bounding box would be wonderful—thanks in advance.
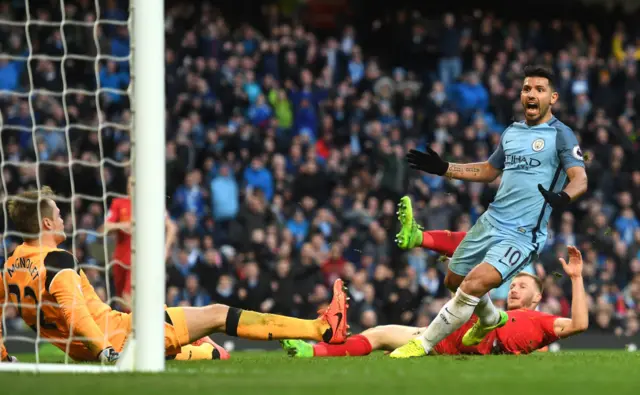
[553,246,588,338]
[444,162,502,183]
[406,148,502,183]
[444,135,504,182]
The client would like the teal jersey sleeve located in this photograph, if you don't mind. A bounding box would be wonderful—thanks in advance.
[554,123,585,171]
[488,130,508,170]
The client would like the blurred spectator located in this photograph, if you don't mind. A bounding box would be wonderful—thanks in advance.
[211,164,239,223]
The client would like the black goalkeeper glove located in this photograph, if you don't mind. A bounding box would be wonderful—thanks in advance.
[406,148,449,176]
[537,184,571,210]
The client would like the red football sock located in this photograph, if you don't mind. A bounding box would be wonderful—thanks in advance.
[421,230,466,257]
[313,334,373,357]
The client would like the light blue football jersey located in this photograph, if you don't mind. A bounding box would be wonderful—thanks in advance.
[486,116,585,248]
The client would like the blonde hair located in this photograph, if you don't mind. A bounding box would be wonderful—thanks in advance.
[513,272,543,293]
[7,186,55,239]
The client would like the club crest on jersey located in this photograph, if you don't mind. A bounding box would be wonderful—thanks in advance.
[572,145,584,161]
[532,138,545,152]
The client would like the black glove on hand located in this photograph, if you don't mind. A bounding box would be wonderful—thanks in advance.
[406,148,449,176]
[537,184,571,210]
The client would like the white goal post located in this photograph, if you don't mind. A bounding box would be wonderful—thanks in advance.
[0,0,165,373]
[129,0,166,373]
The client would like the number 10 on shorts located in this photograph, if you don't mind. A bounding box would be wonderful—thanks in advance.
[499,246,522,266]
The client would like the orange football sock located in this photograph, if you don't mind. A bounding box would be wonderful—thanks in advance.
[174,344,217,361]
[225,308,328,341]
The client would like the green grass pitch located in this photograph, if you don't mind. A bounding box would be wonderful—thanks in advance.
[3,345,639,395]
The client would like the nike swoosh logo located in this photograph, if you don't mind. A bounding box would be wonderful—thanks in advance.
[444,307,460,319]
[335,312,343,329]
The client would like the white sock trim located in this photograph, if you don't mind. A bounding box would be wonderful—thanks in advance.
[455,288,480,306]
[475,293,501,326]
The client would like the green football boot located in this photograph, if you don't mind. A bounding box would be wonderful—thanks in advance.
[280,339,314,358]
[395,196,424,250]
[461,311,509,346]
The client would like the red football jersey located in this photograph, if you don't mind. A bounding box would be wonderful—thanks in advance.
[493,309,560,354]
[106,197,132,265]
[433,309,560,355]
[433,316,491,355]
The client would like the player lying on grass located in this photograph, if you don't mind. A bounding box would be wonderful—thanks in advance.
[0,187,348,363]
[0,272,229,363]
[281,245,587,357]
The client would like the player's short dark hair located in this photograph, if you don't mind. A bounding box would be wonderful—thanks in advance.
[514,272,544,293]
[523,65,555,90]
[7,186,55,239]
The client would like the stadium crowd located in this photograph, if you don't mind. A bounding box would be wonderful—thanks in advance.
[1,0,640,340]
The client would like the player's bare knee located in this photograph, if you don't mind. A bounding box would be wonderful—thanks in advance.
[460,278,486,298]
[360,326,385,349]
[203,303,229,330]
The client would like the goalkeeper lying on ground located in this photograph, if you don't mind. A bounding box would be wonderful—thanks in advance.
[281,198,588,358]
[0,187,348,363]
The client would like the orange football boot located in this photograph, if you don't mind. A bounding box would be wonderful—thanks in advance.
[319,279,350,344]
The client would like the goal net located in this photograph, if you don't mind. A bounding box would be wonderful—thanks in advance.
[0,0,165,372]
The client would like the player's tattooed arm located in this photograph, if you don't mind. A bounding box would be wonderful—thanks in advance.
[444,162,501,183]
[562,166,588,201]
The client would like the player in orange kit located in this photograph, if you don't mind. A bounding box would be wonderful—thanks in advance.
[102,177,178,312]
[282,246,588,358]
[0,187,348,363]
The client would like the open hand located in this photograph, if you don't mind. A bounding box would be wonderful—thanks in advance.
[558,246,583,279]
